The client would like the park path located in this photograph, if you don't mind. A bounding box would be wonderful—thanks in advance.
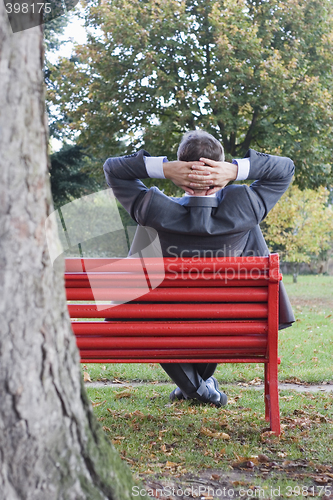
[85,380,333,392]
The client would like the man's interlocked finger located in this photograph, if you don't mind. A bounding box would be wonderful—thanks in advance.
[189,180,212,187]
[188,172,214,181]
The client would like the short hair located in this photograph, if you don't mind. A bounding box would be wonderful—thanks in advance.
[177,130,224,162]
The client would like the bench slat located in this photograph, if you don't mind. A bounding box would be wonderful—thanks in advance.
[80,357,268,363]
[65,277,270,288]
[78,348,267,359]
[72,320,268,336]
[68,303,268,319]
[66,287,268,302]
[76,335,267,350]
[65,257,272,273]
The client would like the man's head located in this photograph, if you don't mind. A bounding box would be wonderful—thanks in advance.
[177,130,224,163]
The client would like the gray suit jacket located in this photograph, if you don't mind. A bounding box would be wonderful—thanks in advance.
[103,148,295,328]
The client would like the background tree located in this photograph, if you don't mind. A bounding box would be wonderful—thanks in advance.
[44,15,109,206]
[44,14,70,139]
[49,0,333,193]
[50,144,104,209]
[262,185,333,282]
[0,4,140,498]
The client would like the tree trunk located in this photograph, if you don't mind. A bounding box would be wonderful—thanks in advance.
[292,263,299,283]
[0,8,138,500]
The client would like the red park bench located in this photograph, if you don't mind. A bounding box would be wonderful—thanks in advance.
[65,254,281,435]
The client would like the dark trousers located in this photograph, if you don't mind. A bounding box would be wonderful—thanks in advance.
[160,362,217,400]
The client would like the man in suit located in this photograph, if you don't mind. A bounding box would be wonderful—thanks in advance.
[103,130,295,407]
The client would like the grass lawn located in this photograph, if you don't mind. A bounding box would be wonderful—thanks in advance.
[83,275,333,496]
[87,384,333,473]
[86,384,333,495]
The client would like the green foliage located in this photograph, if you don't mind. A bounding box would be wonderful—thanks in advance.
[49,0,333,189]
[262,184,333,264]
[43,15,69,53]
[44,14,70,139]
[50,143,102,210]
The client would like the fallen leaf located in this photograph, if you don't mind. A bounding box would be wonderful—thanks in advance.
[232,460,256,469]
[248,377,263,385]
[113,378,124,384]
[91,399,106,408]
[261,430,279,441]
[132,409,145,418]
[284,377,302,384]
[115,390,133,399]
[83,371,91,382]
[314,476,329,484]
[165,460,181,468]
[232,481,249,487]
[199,426,230,439]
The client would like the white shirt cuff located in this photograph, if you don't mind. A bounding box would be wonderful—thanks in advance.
[144,156,167,179]
[233,158,250,181]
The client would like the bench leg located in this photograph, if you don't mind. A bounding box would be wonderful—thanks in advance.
[267,361,281,436]
[264,363,270,422]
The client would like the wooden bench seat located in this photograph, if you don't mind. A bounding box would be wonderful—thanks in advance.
[65,254,281,435]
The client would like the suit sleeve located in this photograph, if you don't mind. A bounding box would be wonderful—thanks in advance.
[103,150,153,224]
[244,149,295,223]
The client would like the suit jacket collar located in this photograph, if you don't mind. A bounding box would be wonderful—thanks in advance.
[181,196,219,207]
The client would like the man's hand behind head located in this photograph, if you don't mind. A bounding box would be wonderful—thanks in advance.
[163,158,238,196]
[188,158,238,195]
[163,160,209,195]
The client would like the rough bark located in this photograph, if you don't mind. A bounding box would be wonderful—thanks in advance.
[0,7,137,500]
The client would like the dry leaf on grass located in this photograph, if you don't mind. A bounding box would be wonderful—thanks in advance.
[260,430,280,442]
[91,399,106,408]
[232,454,260,469]
[248,377,263,385]
[314,476,330,484]
[165,460,182,469]
[83,371,91,382]
[199,426,230,439]
[113,378,124,384]
[115,390,134,399]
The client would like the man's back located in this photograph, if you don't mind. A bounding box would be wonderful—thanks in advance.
[103,148,294,260]
[103,142,295,406]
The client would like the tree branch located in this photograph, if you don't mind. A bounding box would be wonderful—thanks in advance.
[239,107,259,153]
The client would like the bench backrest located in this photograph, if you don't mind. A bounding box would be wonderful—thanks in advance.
[65,255,280,364]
